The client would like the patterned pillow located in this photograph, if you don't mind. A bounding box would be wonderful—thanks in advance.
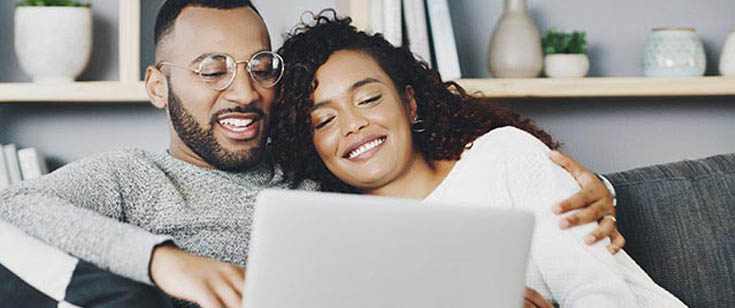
[0,221,173,308]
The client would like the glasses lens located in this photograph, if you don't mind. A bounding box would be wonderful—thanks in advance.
[199,54,235,90]
[249,52,284,88]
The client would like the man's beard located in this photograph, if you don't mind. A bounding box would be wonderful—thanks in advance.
[167,87,267,172]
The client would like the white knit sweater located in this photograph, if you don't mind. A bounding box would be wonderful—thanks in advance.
[424,127,686,308]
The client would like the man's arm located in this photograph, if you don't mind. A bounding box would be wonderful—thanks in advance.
[548,150,625,254]
[0,152,172,285]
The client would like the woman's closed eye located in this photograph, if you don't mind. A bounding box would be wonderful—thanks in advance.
[357,94,381,106]
[314,115,336,129]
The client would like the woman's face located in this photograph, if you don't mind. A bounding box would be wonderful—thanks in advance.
[310,50,420,190]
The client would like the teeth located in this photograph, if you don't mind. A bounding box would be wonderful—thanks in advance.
[348,137,385,159]
[218,118,255,130]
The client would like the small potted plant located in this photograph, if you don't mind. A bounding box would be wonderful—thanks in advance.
[15,0,92,83]
[542,29,589,78]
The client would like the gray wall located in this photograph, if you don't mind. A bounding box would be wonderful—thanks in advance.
[447,0,735,172]
[1,0,734,173]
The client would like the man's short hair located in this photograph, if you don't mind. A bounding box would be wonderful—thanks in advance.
[154,0,260,46]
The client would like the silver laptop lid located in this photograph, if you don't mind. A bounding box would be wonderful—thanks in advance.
[243,189,534,308]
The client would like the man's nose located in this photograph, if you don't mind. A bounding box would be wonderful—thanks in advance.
[222,64,261,105]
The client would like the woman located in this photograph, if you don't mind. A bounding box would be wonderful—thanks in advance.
[270,11,685,308]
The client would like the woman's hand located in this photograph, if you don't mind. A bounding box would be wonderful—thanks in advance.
[548,150,625,254]
[523,287,553,308]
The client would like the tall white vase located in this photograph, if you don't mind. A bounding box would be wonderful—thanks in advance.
[720,30,735,76]
[487,0,543,78]
[15,7,93,83]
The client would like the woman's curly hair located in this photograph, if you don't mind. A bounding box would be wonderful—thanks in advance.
[271,10,558,192]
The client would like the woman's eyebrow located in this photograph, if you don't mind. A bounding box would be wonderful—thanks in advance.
[310,101,333,113]
[311,77,383,112]
[349,77,382,92]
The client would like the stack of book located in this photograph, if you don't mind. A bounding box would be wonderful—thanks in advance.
[336,0,462,81]
[0,144,48,190]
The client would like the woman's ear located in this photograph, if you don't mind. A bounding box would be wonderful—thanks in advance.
[404,85,418,118]
[145,66,169,110]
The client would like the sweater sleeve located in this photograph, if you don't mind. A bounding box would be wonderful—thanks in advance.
[494,127,638,308]
[0,152,172,285]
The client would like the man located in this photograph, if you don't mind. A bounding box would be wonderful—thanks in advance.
[0,1,620,308]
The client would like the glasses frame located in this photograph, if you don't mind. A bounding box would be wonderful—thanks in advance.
[156,50,285,91]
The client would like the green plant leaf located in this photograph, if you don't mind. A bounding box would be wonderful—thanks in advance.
[17,0,90,7]
[542,29,587,54]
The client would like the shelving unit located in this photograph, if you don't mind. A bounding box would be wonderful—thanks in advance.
[0,81,147,103]
[1,77,733,103]
[0,0,732,103]
[456,76,735,99]
[0,0,143,104]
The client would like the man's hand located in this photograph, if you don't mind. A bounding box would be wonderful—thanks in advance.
[548,150,625,254]
[150,245,245,308]
[523,287,553,308]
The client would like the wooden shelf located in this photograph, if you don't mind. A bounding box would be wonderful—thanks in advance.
[0,82,148,103]
[456,76,735,98]
[1,77,733,103]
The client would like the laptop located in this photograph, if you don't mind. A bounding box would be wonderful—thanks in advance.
[243,189,534,308]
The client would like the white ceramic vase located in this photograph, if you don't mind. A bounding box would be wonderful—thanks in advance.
[15,6,93,83]
[641,28,706,77]
[544,54,589,78]
[488,0,543,78]
[719,30,735,76]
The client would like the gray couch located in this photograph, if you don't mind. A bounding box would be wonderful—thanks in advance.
[2,154,733,307]
[607,153,735,307]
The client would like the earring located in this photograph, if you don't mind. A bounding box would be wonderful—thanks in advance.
[411,114,426,133]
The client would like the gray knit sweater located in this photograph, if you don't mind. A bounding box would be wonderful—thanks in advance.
[0,148,317,287]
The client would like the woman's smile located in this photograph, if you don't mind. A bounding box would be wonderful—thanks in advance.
[342,135,388,161]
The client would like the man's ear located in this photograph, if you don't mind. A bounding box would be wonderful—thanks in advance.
[404,85,418,118]
[145,65,168,110]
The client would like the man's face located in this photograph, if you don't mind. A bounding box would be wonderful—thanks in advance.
[160,7,274,171]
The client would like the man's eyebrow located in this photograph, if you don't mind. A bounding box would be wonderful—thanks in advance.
[188,49,271,66]
[189,53,213,66]
[310,78,383,113]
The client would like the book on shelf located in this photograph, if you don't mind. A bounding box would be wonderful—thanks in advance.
[403,0,433,66]
[381,0,403,47]
[425,0,462,81]
[3,144,23,185]
[17,147,48,180]
[337,0,402,47]
[0,144,49,187]
[336,0,461,80]
[336,0,371,31]
[0,148,10,189]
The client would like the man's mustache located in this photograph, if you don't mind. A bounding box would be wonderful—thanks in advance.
[210,105,266,125]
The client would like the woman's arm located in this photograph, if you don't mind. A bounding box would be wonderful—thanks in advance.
[496,127,637,308]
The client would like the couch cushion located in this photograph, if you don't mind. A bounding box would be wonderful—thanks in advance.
[606,153,735,308]
[0,221,173,308]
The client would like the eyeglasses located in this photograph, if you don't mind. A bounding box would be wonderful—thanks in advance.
[157,51,285,91]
